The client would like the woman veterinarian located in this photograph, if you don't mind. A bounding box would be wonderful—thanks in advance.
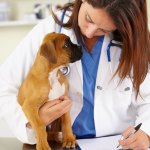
[0,0,150,149]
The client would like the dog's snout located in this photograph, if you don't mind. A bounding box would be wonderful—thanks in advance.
[70,43,82,63]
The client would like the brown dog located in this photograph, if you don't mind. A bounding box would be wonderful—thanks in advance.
[18,32,82,150]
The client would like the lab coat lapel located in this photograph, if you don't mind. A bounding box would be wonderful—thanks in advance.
[75,60,83,83]
[96,34,112,88]
[96,33,124,89]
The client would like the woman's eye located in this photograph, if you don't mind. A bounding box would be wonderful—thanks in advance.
[85,14,93,23]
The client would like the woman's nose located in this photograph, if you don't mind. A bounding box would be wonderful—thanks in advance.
[85,25,98,38]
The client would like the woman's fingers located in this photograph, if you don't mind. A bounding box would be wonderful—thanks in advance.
[48,100,72,122]
[41,99,63,109]
[39,96,72,126]
[47,98,72,114]
[119,129,150,150]
[119,134,136,148]
[122,126,134,138]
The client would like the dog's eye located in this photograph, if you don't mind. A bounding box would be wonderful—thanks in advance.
[64,42,69,48]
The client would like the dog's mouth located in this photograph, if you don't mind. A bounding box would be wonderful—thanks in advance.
[70,44,83,63]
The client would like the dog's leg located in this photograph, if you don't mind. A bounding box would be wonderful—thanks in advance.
[22,101,51,150]
[61,112,76,148]
[47,119,62,143]
[62,80,76,148]
[57,71,76,148]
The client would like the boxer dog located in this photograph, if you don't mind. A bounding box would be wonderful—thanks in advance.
[18,32,82,150]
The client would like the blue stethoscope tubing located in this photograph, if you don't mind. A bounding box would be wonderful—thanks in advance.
[106,42,112,62]
[106,40,123,62]
[58,9,67,33]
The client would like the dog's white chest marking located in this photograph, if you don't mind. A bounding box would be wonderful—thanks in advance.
[48,67,65,101]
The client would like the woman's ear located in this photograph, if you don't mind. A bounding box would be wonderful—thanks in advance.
[40,41,57,64]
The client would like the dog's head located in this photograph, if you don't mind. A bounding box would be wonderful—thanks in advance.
[40,32,82,66]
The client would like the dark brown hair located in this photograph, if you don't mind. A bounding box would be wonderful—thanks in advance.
[52,0,150,96]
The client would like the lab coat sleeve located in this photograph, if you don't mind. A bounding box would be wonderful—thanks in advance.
[0,13,61,144]
[132,71,150,136]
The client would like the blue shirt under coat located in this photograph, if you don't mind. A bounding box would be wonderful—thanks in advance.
[72,36,104,139]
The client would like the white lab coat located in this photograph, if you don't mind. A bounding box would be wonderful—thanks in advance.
[0,11,150,144]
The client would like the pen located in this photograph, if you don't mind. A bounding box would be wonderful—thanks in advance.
[117,123,142,148]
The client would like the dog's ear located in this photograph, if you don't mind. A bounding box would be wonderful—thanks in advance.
[40,41,57,64]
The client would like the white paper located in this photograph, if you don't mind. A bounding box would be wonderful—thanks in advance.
[77,135,121,150]
[77,135,150,150]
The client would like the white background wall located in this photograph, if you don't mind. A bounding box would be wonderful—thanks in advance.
[0,0,70,64]
[0,0,150,138]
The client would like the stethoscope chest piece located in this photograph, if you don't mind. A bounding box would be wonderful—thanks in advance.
[59,66,70,76]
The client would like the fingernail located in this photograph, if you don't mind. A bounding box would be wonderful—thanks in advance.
[120,136,124,140]
[59,97,64,101]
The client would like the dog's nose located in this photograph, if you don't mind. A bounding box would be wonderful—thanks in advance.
[75,45,82,52]
[70,44,82,63]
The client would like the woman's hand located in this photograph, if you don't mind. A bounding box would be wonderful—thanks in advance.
[39,95,72,126]
[119,126,150,150]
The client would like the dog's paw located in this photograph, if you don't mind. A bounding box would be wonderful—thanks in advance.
[62,134,77,148]
[36,141,51,150]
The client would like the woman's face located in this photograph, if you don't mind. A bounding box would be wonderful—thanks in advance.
[78,1,117,39]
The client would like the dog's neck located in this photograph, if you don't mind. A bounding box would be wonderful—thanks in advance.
[30,51,67,80]
[31,55,53,79]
